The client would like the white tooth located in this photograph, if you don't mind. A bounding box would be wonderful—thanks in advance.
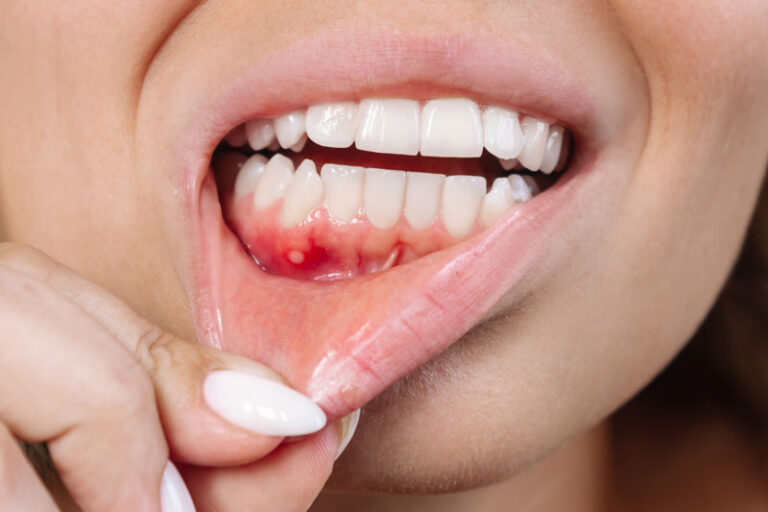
[253,154,294,210]
[280,159,323,227]
[306,102,358,148]
[483,107,524,160]
[522,175,540,196]
[404,172,445,230]
[290,134,308,152]
[480,177,515,226]
[224,124,248,147]
[540,125,564,174]
[320,164,364,222]
[518,117,549,171]
[499,158,519,171]
[355,99,420,156]
[245,118,276,151]
[363,168,406,229]
[441,175,486,238]
[234,154,268,200]
[508,174,533,203]
[275,110,307,148]
[420,99,483,158]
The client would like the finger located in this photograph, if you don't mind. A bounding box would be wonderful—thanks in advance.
[0,425,59,512]
[0,264,168,511]
[182,425,340,512]
[0,243,327,467]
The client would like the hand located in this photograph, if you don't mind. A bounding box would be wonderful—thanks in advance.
[0,243,355,511]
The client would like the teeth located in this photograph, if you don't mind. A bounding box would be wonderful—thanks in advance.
[280,159,324,227]
[234,154,268,200]
[420,99,483,158]
[507,174,533,203]
[499,158,520,171]
[355,99,420,156]
[540,125,565,174]
[522,175,540,196]
[404,172,445,230]
[245,118,276,151]
[480,177,516,227]
[274,110,307,149]
[441,176,486,238]
[306,102,358,148]
[290,134,308,152]
[253,154,294,210]
[320,164,364,222]
[363,168,407,229]
[483,107,524,160]
[518,117,549,171]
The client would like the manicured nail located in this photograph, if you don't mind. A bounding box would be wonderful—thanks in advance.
[335,409,361,460]
[203,370,327,436]
[160,462,196,512]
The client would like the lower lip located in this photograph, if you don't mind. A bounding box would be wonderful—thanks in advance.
[191,147,590,419]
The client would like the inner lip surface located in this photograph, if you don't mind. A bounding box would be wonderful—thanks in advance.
[184,29,600,420]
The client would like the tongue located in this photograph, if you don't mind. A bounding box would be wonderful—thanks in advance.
[198,156,555,420]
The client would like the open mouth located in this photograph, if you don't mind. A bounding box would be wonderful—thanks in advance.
[214,98,570,280]
[185,31,600,421]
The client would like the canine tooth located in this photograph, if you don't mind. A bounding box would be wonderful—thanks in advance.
[234,154,268,200]
[355,99,420,156]
[320,164,364,222]
[404,172,445,230]
[483,107,524,160]
[290,134,308,152]
[540,125,564,174]
[306,102,358,148]
[518,117,549,171]
[420,99,483,158]
[508,174,533,203]
[499,158,519,171]
[275,110,307,148]
[441,176,486,238]
[224,124,248,147]
[521,175,540,196]
[253,154,294,210]
[480,177,515,226]
[245,118,276,151]
[363,168,406,229]
[280,159,323,227]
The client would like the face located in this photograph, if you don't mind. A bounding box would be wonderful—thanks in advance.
[2,0,767,494]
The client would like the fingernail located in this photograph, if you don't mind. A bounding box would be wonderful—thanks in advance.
[335,409,361,460]
[203,370,327,436]
[160,462,196,512]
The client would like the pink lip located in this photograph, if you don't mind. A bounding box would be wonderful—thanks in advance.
[181,28,601,419]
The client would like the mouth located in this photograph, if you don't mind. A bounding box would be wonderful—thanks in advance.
[186,30,601,420]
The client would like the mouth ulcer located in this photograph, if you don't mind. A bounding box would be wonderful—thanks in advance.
[214,97,569,281]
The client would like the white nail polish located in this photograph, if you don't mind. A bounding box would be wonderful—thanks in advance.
[160,462,196,512]
[203,370,327,437]
[335,409,361,460]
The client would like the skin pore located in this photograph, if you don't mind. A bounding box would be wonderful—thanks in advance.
[1,1,767,510]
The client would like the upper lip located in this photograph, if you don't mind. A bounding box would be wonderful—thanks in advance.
[179,27,604,419]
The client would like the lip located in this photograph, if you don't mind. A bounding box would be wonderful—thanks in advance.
[180,28,604,420]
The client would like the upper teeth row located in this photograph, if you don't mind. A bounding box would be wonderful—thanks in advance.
[234,153,538,239]
[225,98,567,174]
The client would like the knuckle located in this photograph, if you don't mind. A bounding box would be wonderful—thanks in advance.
[131,323,176,371]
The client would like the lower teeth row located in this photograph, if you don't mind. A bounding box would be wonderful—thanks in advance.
[233,152,539,239]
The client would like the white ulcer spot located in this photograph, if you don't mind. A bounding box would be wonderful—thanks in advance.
[288,250,305,264]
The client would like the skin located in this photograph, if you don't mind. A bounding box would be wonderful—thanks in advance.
[1,0,767,510]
